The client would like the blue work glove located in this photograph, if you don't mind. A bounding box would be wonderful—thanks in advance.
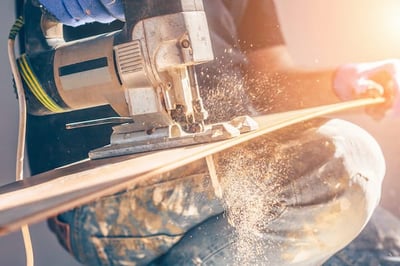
[38,0,125,26]
[334,59,400,118]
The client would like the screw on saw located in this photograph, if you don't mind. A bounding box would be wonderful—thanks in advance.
[181,39,191,48]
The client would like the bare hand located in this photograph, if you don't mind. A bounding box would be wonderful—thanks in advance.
[334,59,400,118]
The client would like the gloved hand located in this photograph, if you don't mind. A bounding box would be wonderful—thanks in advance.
[38,0,124,26]
[333,59,400,118]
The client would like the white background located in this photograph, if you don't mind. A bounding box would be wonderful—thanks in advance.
[0,1,399,265]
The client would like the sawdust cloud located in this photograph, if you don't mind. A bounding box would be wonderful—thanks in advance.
[198,48,292,265]
[198,47,292,123]
[220,154,272,265]
[216,136,289,265]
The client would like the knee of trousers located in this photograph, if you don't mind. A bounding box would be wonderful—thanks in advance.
[289,118,387,262]
[317,118,385,221]
[218,118,385,225]
[214,118,386,265]
[279,119,385,264]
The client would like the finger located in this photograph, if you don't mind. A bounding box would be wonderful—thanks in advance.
[353,79,384,98]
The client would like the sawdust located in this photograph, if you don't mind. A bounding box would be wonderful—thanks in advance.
[221,166,270,265]
[216,138,289,266]
[198,49,293,265]
[199,64,296,124]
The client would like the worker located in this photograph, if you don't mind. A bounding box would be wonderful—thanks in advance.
[23,0,400,265]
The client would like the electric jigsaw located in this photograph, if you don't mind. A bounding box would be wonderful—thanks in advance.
[19,0,258,159]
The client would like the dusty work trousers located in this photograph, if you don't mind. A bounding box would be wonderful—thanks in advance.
[49,118,385,266]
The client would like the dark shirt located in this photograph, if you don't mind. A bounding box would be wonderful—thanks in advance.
[26,0,284,174]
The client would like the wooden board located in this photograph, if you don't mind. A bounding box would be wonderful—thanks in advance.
[0,97,385,236]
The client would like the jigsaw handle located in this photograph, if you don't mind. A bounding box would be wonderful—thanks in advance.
[24,0,206,51]
[121,0,205,40]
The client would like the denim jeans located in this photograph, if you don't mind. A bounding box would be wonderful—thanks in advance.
[48,118,386,265]
[324,206,400,266]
